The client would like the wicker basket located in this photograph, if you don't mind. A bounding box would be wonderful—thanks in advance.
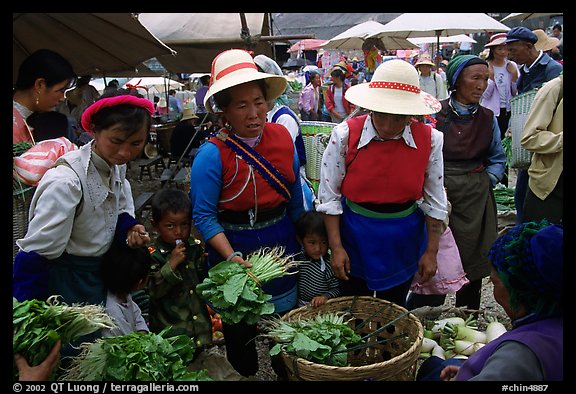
[509,89,537,169]
[300,121,336,194]
[279,296,423,381]
[13,181,35,262]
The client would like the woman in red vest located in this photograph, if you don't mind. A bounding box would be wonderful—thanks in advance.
[190,49,305,378]
[316,59,448,307]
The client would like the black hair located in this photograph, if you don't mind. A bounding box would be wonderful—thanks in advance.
[150,188,191,223]
[212,79,268,111]
[89,93,152,136]
[330,68,346,81]
[102,243,151,295]
[295,211,327,240]
[200,75,210,85]
[14,48,77,91]
[553,24,562,32]
[26,111,70,142]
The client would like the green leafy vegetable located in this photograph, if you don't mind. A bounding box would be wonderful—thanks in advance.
[13,296,116,380]
[264,312,364,367]
[59,328,212,381]
[197,246,300,325]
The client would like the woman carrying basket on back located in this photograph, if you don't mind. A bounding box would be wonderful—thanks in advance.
[316,59,448,308]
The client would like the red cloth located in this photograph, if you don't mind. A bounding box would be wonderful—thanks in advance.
[209,123,296,211]
[341,115,431,204]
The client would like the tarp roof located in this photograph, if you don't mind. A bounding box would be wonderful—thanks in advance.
[138,13,274,74]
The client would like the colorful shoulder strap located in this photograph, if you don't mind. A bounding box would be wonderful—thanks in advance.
[216,130,292,201]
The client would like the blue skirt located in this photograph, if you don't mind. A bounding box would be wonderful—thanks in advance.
[206,213,300,314]
[341,199,427,291]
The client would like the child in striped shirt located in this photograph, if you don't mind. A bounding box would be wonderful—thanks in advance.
[295,211,342,307]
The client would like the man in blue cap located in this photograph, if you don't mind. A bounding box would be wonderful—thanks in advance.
[504,26,563,224]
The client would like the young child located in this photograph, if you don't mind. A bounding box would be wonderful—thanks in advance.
[101,243,151,337]
[295,211,342,307]
[147,188,212,347]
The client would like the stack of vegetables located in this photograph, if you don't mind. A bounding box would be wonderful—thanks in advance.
[207,305,224,343]
[419,314,508,360]
[264,312,364,367]
[196,246,300,325]
[13,296,116,380]
[59,328,212,381]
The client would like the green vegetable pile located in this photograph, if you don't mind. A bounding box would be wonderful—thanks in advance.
[13,141,34,157]
[501,135,512,167]
[60,328,212,381]
[196,246,300,325]
[493,184,515,211]
[264,312,364,367]
[13,296,116,380]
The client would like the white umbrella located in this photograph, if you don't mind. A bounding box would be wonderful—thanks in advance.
[408,34,477,46]
[500,13,562,23]
[369,13,510,64]
[321,20,417,50]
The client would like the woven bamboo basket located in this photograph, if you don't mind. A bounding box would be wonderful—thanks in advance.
[279,296,423,381]
[509,89,537,169]
[13,179,35,262]
[300,121,336,194]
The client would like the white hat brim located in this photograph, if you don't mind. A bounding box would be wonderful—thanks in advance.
[345,84,441,115]
[204,71,287,113]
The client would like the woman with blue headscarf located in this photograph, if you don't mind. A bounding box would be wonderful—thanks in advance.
[417,220,563,381]
[419,55,507,311]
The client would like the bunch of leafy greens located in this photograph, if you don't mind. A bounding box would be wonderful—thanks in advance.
[197,246,300,325]
[60,328,212,381]
[13,296,116,380]
[265,312,364,366]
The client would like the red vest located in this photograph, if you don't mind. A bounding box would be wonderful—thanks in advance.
[341,115,431,204]
[209,123,296,211]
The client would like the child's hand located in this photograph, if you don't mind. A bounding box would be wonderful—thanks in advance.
[310,295,328,307]
[169,241,187,269]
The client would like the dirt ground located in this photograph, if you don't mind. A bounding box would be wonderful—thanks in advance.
[126,156,512,382]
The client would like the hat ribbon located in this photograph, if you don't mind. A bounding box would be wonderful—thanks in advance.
[211,62,258,85]
[369,81,420,94]
[125,79,148,92]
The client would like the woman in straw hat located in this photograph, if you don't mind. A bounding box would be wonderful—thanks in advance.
[426,54,506,311]
[415,53,448,101]
[417,220,563,381]
[190,49,305,378]
[480,33,519,187]
[316,59,448,308]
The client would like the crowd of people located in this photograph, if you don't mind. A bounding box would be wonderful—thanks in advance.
[13,20,563,382]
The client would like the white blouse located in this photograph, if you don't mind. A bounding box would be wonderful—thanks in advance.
[316,114,448,221]
[17,141,135,259]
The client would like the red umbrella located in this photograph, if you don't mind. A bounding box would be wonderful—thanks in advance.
[287,39,328,53]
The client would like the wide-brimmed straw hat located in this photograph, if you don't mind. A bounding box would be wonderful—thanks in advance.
[484,33,508,48]
[345,59,441,115]
[415,54,435,67]
[204,49,287,113]
[533,29,560,52]
[181,106,198,121]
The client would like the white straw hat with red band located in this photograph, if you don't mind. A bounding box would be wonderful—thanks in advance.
[204,49,287,113]
[345,59,441,115]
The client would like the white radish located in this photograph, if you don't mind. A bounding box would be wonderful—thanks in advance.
[454,326,487,344]
[432,344,446,360]
[421,337,439,353]
[431,317,466,334]
[454,340,485,356]
[486,318,508,342]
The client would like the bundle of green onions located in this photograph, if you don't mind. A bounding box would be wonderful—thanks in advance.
[13,296,116,380]
[196,246,300,325]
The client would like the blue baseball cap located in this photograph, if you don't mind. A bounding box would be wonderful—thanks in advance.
[505,26,538,44]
